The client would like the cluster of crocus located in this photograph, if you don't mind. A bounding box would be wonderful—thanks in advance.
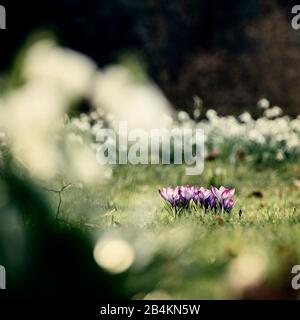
[159,185,235,214]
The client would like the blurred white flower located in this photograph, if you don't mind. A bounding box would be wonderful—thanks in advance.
[94,237,135,274]
[248,130,266,144]
[239,112,252,123]
[264,106,283,118]
[67,132,83,145]
[276,150,284,161]
[206,109,218,120]
[91,66,173,130]
[22,39,97,100]
[0,81,66,178]
[193,108,201,119]
[177,111,190,122]
[286,133,300,150]
[291,118,300,132]
[71,118,91,132]
[0,41,106,183]
[257,98,270,109]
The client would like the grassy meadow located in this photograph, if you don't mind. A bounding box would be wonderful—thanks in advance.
[49,160,300,299]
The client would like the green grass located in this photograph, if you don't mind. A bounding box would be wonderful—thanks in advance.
[51,160,300,299]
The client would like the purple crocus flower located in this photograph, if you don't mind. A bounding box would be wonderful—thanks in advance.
[193,187,204,205]
[197,187,215,209]
[179,185,195,206]
[211,186,235,212]
[159,185,235,213]
[207,194,217,210]
[211,186,235,201]
[159,187,181,207]
[223,197,234,212]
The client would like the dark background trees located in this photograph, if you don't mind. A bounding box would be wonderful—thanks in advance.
[1,0,300,115]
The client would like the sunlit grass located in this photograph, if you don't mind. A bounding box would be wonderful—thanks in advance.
[49,160,300,299]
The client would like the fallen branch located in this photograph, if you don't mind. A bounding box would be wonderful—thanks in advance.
[43,182,82,221]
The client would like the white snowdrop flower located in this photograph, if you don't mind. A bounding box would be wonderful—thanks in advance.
[181,119,196,130]
[264,106,283,118]
[71,118,90,132]
[239,112,252,123]
[275,133,284,142]
[287,134,300,150]
[167,105,298,160]
[276,150,284,161]
[90,111,100,121]
[222,116,245,137]
[23,39,97,100]
[257,98,270,109]
[291,119,300,132]
[71,118,82,129]
[79,113,90,122]
[91,66,173,131]
[67,132,83,145]
[91,123,104,136]
[206,109,218,120]
[273,106,283,115]
[80,121,91,132]
[248,130,266,144]
[0,81,66,179]
[177,111,190,122]
[193,108,201,119]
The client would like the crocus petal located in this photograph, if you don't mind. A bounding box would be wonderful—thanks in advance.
[201,187,212,199]
[158,188,168,201]
[221,188,235,199]
[223,197,234,212]
[211,186,222,202]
